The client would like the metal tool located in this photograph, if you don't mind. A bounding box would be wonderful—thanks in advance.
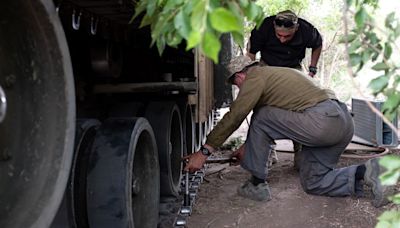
[205,154,237,164]
[183,159,191,207]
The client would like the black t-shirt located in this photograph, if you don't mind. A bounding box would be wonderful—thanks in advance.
[249,16,322,68]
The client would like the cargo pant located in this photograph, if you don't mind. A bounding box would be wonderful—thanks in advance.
[241,99,358,196]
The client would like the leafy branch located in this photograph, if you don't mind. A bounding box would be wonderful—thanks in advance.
[343,1,400,227]
[131,0,264,63]
[343,0,400,120]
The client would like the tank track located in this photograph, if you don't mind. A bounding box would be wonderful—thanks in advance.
[158,170,205,228]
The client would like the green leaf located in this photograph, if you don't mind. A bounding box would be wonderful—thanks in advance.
[339,34,357,43]
[389,193,400,204]
[366,32,380,45]
[182,0,195,15]
[384,43,393,59]
[244,2,262,21]
[209,0,220,9]
[368,75,389,94]
[361,49,371,63]
[395,24,400,38]
[147,0,158,16]
[254,9,264,29]
[349,53,362,66]
[355,7,367,28]
[377,210,400,227]
[139,13,156,28]
[372,62,390,71]
[394,74,400,85]
[174,10,191,39]
[382,93,400,118]
[166,28,183,47]
[385,12,396,29]
[378,210,399,221]
[380,170,400,185]
[227,1,242,19]
[151,14,168,42]
[186,30,201,50]
[376,221,391,228]
[346,0,353,6]
[191,1,206,31]
[238,0,249,8]
[164,0,184,11]
[156,36,166,55]
[380,155,400,170]
[371,51,380,62]
[201,30,221,63]
[210,8,242,33]
[348,39,361,52]
[131,0,148,23]
[231,31,244,48]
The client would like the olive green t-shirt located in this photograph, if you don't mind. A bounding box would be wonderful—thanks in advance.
[206,65,337,148]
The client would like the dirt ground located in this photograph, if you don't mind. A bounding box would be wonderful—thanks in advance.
[186,141,399,228]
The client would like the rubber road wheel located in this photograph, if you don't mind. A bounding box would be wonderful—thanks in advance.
[51,119,101,228]
[87,118,159,228]
[0,1,75,227]
[179,103,195,156]
[145,101,183,197]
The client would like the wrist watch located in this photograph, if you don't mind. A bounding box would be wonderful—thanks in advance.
[200,146,212,156]
[309,66,318,74]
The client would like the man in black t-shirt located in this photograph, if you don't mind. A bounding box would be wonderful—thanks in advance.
[248,10,322,77]
[247,10,322,170]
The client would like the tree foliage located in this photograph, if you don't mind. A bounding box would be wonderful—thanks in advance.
[343,1,400,227]
[131,0,264,63]
[343,0,400,120]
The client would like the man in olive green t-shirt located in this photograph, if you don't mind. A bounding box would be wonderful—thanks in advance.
[184,56,391,207]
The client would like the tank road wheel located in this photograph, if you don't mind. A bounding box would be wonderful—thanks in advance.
[193,108,203,152]
[0,1,75,228]
[86,118,160,228]
[201,121,207,145]
[179,103,195,156]
[208,110,215,133]
[194,121,203,151]
[145,102,183,197]
[51,119,101,228]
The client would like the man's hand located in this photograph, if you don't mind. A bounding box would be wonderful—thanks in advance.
[231,144,245,165]
[183,151,208,173]
[308,66,317,78]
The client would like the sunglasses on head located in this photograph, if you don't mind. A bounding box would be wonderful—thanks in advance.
[274,18,296,28]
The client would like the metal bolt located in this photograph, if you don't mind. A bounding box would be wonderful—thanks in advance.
[175,217,187,226]
[0,149,11,161]
[0,85,7,123]
[194,176,203,183]
[4,74,16,88]
[180,206,192,216]
[132,178,140,195]
[190,181,200,190]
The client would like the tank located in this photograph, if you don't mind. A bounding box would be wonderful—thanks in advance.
[0,0,234,227]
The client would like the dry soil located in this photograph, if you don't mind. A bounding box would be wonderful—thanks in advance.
[187,145,399,228]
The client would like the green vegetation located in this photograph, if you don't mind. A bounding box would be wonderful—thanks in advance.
[344,0,400,120]
[342,2,400,224]
[131,0,264,63]
[222,137,244,150]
